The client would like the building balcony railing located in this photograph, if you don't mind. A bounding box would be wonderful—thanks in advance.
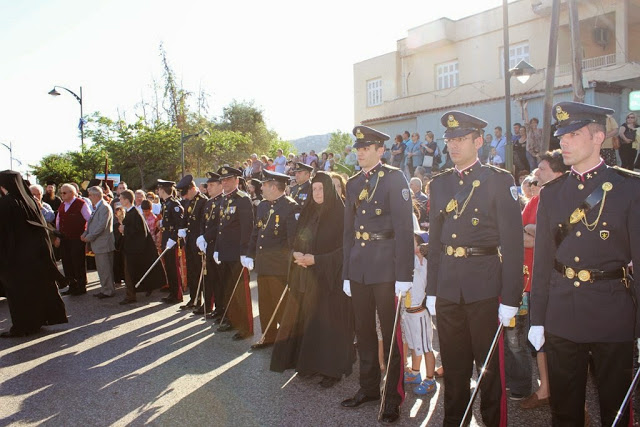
[556,53,617,75]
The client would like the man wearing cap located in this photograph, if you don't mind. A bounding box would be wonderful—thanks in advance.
[176,175,208,310]
[213,166,255,340]
[247,170,299,349]
[290,162,313,209]
[528,102,640,426]
[157,179,184,304]
[426,111,523,426]
[341,125,413,424]
[197,172,224,317]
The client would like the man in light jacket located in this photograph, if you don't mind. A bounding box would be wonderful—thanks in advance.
[81,186,116,298]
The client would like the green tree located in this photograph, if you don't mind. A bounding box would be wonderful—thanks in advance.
[218,100,279,157]
[203,129,253,168]
[327,130,353,157]
[31,153,82,185]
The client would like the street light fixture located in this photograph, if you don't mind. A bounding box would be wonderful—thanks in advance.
[48,85,84,154]
[181,129,211,178]
[509,60,537,84]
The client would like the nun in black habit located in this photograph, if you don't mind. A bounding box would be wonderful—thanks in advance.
[0,170,68,337]
[270,171,355,387]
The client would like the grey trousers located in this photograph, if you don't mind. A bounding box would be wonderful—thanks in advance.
[95,251,115,296]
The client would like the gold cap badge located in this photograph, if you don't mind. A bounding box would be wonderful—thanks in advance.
[555,106,570,122]
[447,115,459,128]
[356,129,364,139]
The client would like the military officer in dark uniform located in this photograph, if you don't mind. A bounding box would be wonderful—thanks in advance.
[341,126,414,424]
[290,162,312,209]
[247,170,298,350]
[426,111,523,426]
[213,166,255,340]
[157,179,184,304]
[196,172,223,317]
[176,174,208,310]
[528,102,640,426]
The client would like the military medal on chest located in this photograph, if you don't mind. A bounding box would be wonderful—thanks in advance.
[274,214,280,235]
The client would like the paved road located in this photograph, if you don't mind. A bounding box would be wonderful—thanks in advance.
[0,270,636,426]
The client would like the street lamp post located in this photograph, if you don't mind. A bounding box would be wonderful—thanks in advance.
[1,141,12,170]
[48,86,84,154]
[180,129,210,178]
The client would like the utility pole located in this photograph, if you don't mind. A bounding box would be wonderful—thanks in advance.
[542,0,561,153]
[502,0,513,173]
[568,0,585,102]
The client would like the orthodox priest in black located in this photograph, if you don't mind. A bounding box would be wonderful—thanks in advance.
[0,170,68,337]
[118,190,167,305]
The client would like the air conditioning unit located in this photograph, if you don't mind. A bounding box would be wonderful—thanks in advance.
[592,27,610,49]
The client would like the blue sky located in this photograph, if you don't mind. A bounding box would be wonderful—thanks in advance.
[0,0,503,175]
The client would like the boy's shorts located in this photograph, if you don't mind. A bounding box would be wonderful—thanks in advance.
[401,307,433,355]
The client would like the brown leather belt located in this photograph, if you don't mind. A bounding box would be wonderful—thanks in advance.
[554,260,627,283]
[355,231,394,241]
[405,306,426,314]
[442,245,499,258]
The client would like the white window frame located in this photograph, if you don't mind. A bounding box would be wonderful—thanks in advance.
[367,78,382,107]
[436,60,459,90]
[500,41,530,77]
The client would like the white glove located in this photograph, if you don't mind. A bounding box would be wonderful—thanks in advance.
[178,228,187,239]
[426,296,436,316]
[213,251,221,264]
[241,256,254,271]
[498,303,519,327]
[166,238,176,249]
[157,219,162,228]
[528,325,545,351]
[395,281,412,296]
[343,280,351,297]
[196,235,206,252]
[637,338,640,363]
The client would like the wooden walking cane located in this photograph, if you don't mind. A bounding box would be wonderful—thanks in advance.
[193,252,206,312]
[219,266,246,325]
[460,323,504,427]
[378,292,404,421]
[255,285,289,346]
[135,246,171,289]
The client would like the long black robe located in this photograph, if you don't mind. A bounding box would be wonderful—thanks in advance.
[122,207,166,292]
[0,170,67,334]
[270,172,355,377]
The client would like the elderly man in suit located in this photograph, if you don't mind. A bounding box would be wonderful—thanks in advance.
[81,186,116,298]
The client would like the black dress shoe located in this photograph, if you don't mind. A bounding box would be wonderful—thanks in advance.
[380,405,400,424]
[207,311,222,322]
[341,391,380,408]
[217,321,233,332]
[61,289,75,296]
[179,301,195,310]
[232,332,250,341]
[192,306,206,315]
[250,341,274,350]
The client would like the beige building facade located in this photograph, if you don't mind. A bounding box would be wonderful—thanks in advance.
[354,0,640,142]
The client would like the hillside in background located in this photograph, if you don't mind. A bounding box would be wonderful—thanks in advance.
[290,133,332,154]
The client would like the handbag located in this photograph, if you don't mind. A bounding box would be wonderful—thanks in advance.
[422,155,433,168]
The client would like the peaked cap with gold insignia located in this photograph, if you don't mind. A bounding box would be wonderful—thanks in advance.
[440,110,487,139]
[352,125,389,149]
[553,101,614,137]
